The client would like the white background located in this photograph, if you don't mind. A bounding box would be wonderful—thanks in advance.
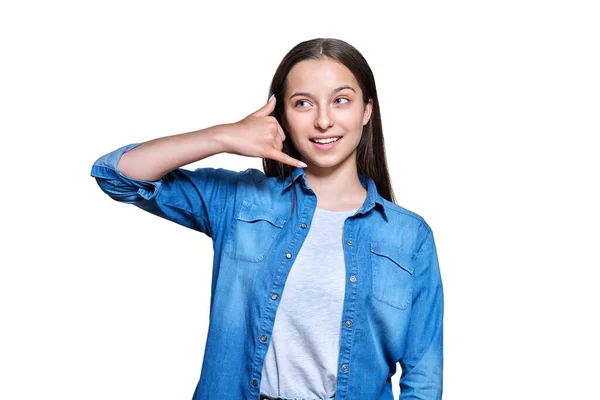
[1,1,599,399]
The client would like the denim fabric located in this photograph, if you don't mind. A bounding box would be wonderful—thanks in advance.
[90,143,444,400]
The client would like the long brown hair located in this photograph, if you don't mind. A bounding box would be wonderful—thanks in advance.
[262,38,396,203]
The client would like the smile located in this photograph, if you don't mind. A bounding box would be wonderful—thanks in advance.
[310,137,341,144]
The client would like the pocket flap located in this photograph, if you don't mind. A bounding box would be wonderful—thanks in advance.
[237,201,286,228]
[370,242,415,275]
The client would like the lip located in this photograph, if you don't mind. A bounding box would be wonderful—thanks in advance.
[310,136,342,151]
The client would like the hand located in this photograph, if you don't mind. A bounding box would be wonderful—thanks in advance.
[225,95,307,168]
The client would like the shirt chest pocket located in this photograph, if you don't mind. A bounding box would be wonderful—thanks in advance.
[370,242,415,310]
[224,201,286,263]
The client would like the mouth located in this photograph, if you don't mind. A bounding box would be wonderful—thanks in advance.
[309,136,341,144]
[309,136,342,150]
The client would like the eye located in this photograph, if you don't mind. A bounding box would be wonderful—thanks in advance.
[335,97,349,104]
[295,100,311,108]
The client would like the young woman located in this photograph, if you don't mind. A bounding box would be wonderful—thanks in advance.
[91,38,443,400]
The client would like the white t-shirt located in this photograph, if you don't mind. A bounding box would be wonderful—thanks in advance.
[260,206,358,400]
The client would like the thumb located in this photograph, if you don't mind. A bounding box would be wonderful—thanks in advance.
[251,94,277,117]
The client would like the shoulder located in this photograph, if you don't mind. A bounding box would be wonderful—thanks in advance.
[377,198,434,255]
[384,198,427,222]
[382,199,432,232]
[238,167,281,183]
[238,167,268,182]
[237,167,287,190]
[186,166,286,196]
[185,166,265,185]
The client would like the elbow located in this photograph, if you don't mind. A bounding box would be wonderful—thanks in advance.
[94,177,141,204]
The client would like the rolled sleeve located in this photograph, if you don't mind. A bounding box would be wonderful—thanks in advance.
[90,143,164,203]
[90,143,240,237]
[399,227,444,399]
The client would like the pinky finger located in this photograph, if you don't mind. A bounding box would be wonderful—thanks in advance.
[271,149,307,168]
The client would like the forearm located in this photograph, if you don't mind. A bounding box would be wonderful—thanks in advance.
[117,123,235,181]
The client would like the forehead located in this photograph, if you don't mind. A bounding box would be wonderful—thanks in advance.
[285,58,360,94]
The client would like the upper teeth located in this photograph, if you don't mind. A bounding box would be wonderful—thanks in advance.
[313,137,340,144]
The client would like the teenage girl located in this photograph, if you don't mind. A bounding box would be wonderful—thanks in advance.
[91,37,443,400]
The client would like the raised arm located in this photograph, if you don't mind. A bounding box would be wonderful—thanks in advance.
[90,95,304,237]
[117,95,305,181]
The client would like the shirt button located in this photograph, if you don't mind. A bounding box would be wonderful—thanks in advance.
[285,253,292,259]
[349,275,357,283]
[341,364,349,372]
[271,293,278,300]
[252,379,258,387]
[301,223,307,229]
[346,240,354,246]
[260,335,267,342]
[345,320,352,328]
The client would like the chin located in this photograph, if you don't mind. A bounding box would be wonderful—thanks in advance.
[308,161,339,169]
[305,154,354,170]
[296,141,358,170]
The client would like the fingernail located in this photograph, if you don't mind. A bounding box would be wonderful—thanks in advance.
[268,93,275,102]
[298,161,308,168]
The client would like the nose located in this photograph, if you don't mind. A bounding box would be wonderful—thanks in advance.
[314,106,333,130]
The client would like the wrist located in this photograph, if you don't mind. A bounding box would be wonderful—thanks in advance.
[213,123,239,154]
[208,123,237,155]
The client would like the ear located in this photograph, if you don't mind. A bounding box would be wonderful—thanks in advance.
[362,98,373,126]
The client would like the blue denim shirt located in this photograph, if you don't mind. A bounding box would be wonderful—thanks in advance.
[90,143,444,400]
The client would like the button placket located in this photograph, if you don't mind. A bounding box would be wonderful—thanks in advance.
[336,220,357,393]
[251,198,316,394]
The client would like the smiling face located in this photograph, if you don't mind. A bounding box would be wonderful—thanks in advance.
[282,58,373,173]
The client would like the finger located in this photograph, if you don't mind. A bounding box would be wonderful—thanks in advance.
[251,94,277,117]
[269,149,307,168]
[276,121,286,141]
[274,133,284,151]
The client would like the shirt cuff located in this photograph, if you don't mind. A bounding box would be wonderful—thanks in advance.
[90,143,163,202]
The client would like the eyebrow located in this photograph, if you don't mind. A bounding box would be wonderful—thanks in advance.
[289,85,356,100]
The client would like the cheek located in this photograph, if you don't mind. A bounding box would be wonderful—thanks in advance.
[338,112,365,130]
[284,112,310,133]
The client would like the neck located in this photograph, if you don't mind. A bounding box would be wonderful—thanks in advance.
[304,156,367,211]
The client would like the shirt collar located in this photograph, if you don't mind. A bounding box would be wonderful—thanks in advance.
[283,167,388,218]
[282,166,307,191]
